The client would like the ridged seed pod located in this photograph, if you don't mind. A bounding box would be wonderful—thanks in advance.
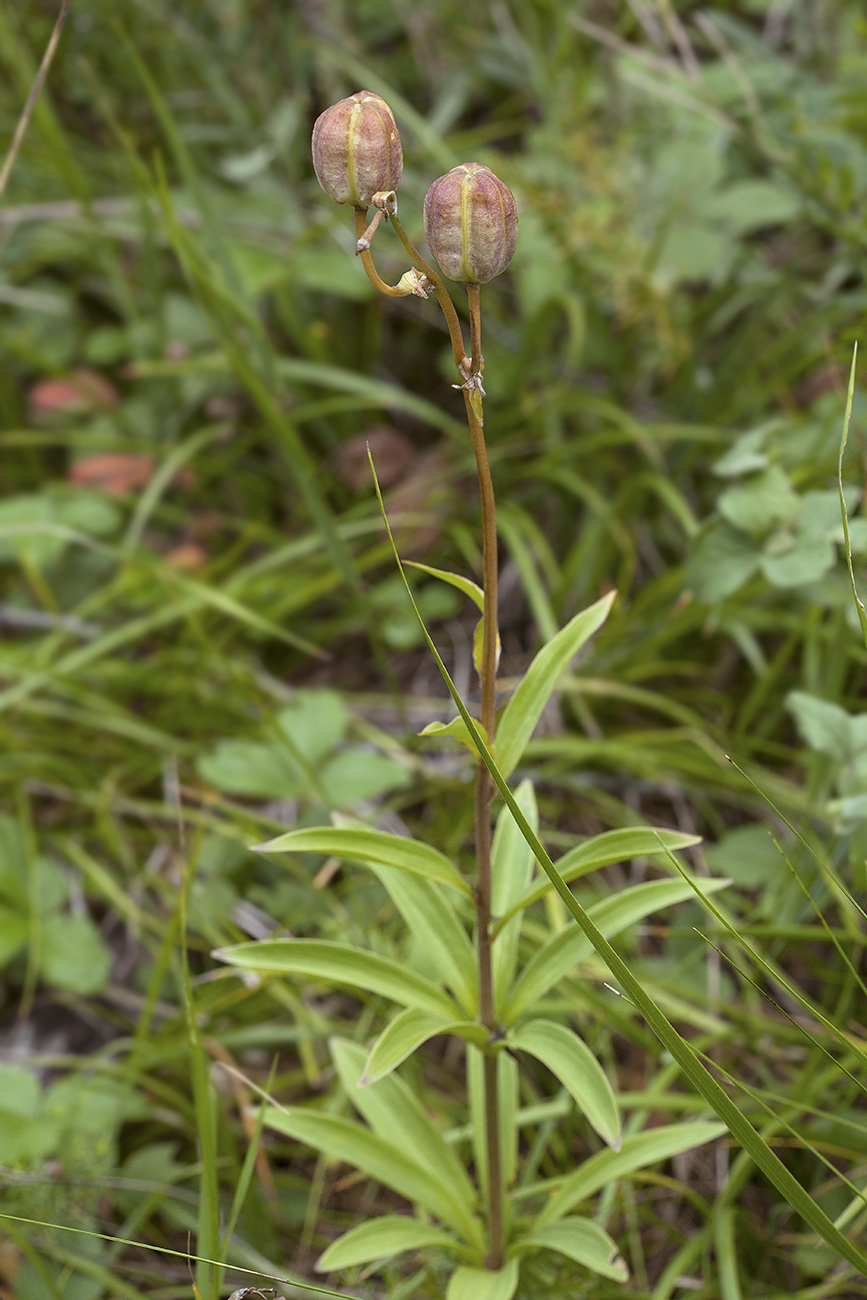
[423,163,518,284]
[312,91,403,208]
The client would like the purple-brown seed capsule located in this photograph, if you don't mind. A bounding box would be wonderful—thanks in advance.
[312,91,403,208]
[423,163,518,284]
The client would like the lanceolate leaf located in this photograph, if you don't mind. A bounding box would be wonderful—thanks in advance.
[405,561,485,612]
[358,858,478,1015]
[493,827,703,932]
[363,1008,488,1084]
[468,1048,519,1203]
[214,939,460,1017]
[494,592,615,780]
[514,1218,628,1282]
[502,877,730,1023]
[508,1019,620,1150]
[317,1216,464,1272]
[527,1123,725,1227]
[252,826,470,896]
[262,1107,478,1243]
[446,1260,519,1300]
[498,1050,520,1191]
[419,716,480,758]
[331,1038,479,1223]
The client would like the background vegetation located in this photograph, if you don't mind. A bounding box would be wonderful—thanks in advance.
[1,1,867,1296]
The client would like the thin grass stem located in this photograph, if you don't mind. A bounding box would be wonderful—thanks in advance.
[0,0,73,202]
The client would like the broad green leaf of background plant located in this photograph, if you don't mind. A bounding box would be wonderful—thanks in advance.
[0,815,110,994]
[491,780,537,1011]
[446,1259,519,1300]
[214,938,461,1016]
[508,1019,620,1150]
[317,1215,464,1272]
[718,466,799,539]
[197,690,410,806]
[785,691,867,766]
[262,1107,479,1244]
[528,1123,726,1228]
[252,825,470,895]
[494,826,702,932]
[331,1038,480,1227]
[0,489,119,569]
[494,591,615,779]
[502,876,730,1023]
[362,1008,489,1085]
[513,1217,628,1282]
[686,520,761,602]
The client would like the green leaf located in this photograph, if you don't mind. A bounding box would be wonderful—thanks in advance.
[760,530,834,588]
[531,1123,724,1227]
[468,1047,518,1203]
[502,877,730,1023]
[786,691,855,760]
[41,913,111,994]
[252,826,470,896]
[419,715,481,758]
[446,1260,519,1300]
[331,1038,480,1234]
[704,826,786,888]
[494,592,615,780]
[197,738,305,800]
[0,816,66,911]
[491,781,538,1013]
[713,427,770,478]
[514,1217,627,1281]
[473,613,500,680]
[686,521,760,602]
[0,1068,40,1118]
[498,1049,519,1191]
[508,1019,620,1150]
[317,1215,462,1271]
[214,938,460,1016]
[363,1008,488,1085]
[0,906,28,965]
[344,841,477,1014]
[263,1107,477,1242]
[703,180,799,232]
[319,750,411,805]
[197,692,347,799]
[494,827,702,931]
[405,561,485,612]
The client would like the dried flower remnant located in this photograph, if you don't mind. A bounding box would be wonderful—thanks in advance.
[423,163,518,284]
[311,91,402,208]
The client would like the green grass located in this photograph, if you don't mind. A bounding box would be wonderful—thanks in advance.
[2,2,867,1297]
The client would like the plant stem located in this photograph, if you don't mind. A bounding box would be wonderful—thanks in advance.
[389,211,470,376]
[353,208,504,1266]
[353,207,413,298]
[464,281,503,1271]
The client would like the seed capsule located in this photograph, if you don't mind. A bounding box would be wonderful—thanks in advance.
[311,91,403,208]
[423,163,518,284]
